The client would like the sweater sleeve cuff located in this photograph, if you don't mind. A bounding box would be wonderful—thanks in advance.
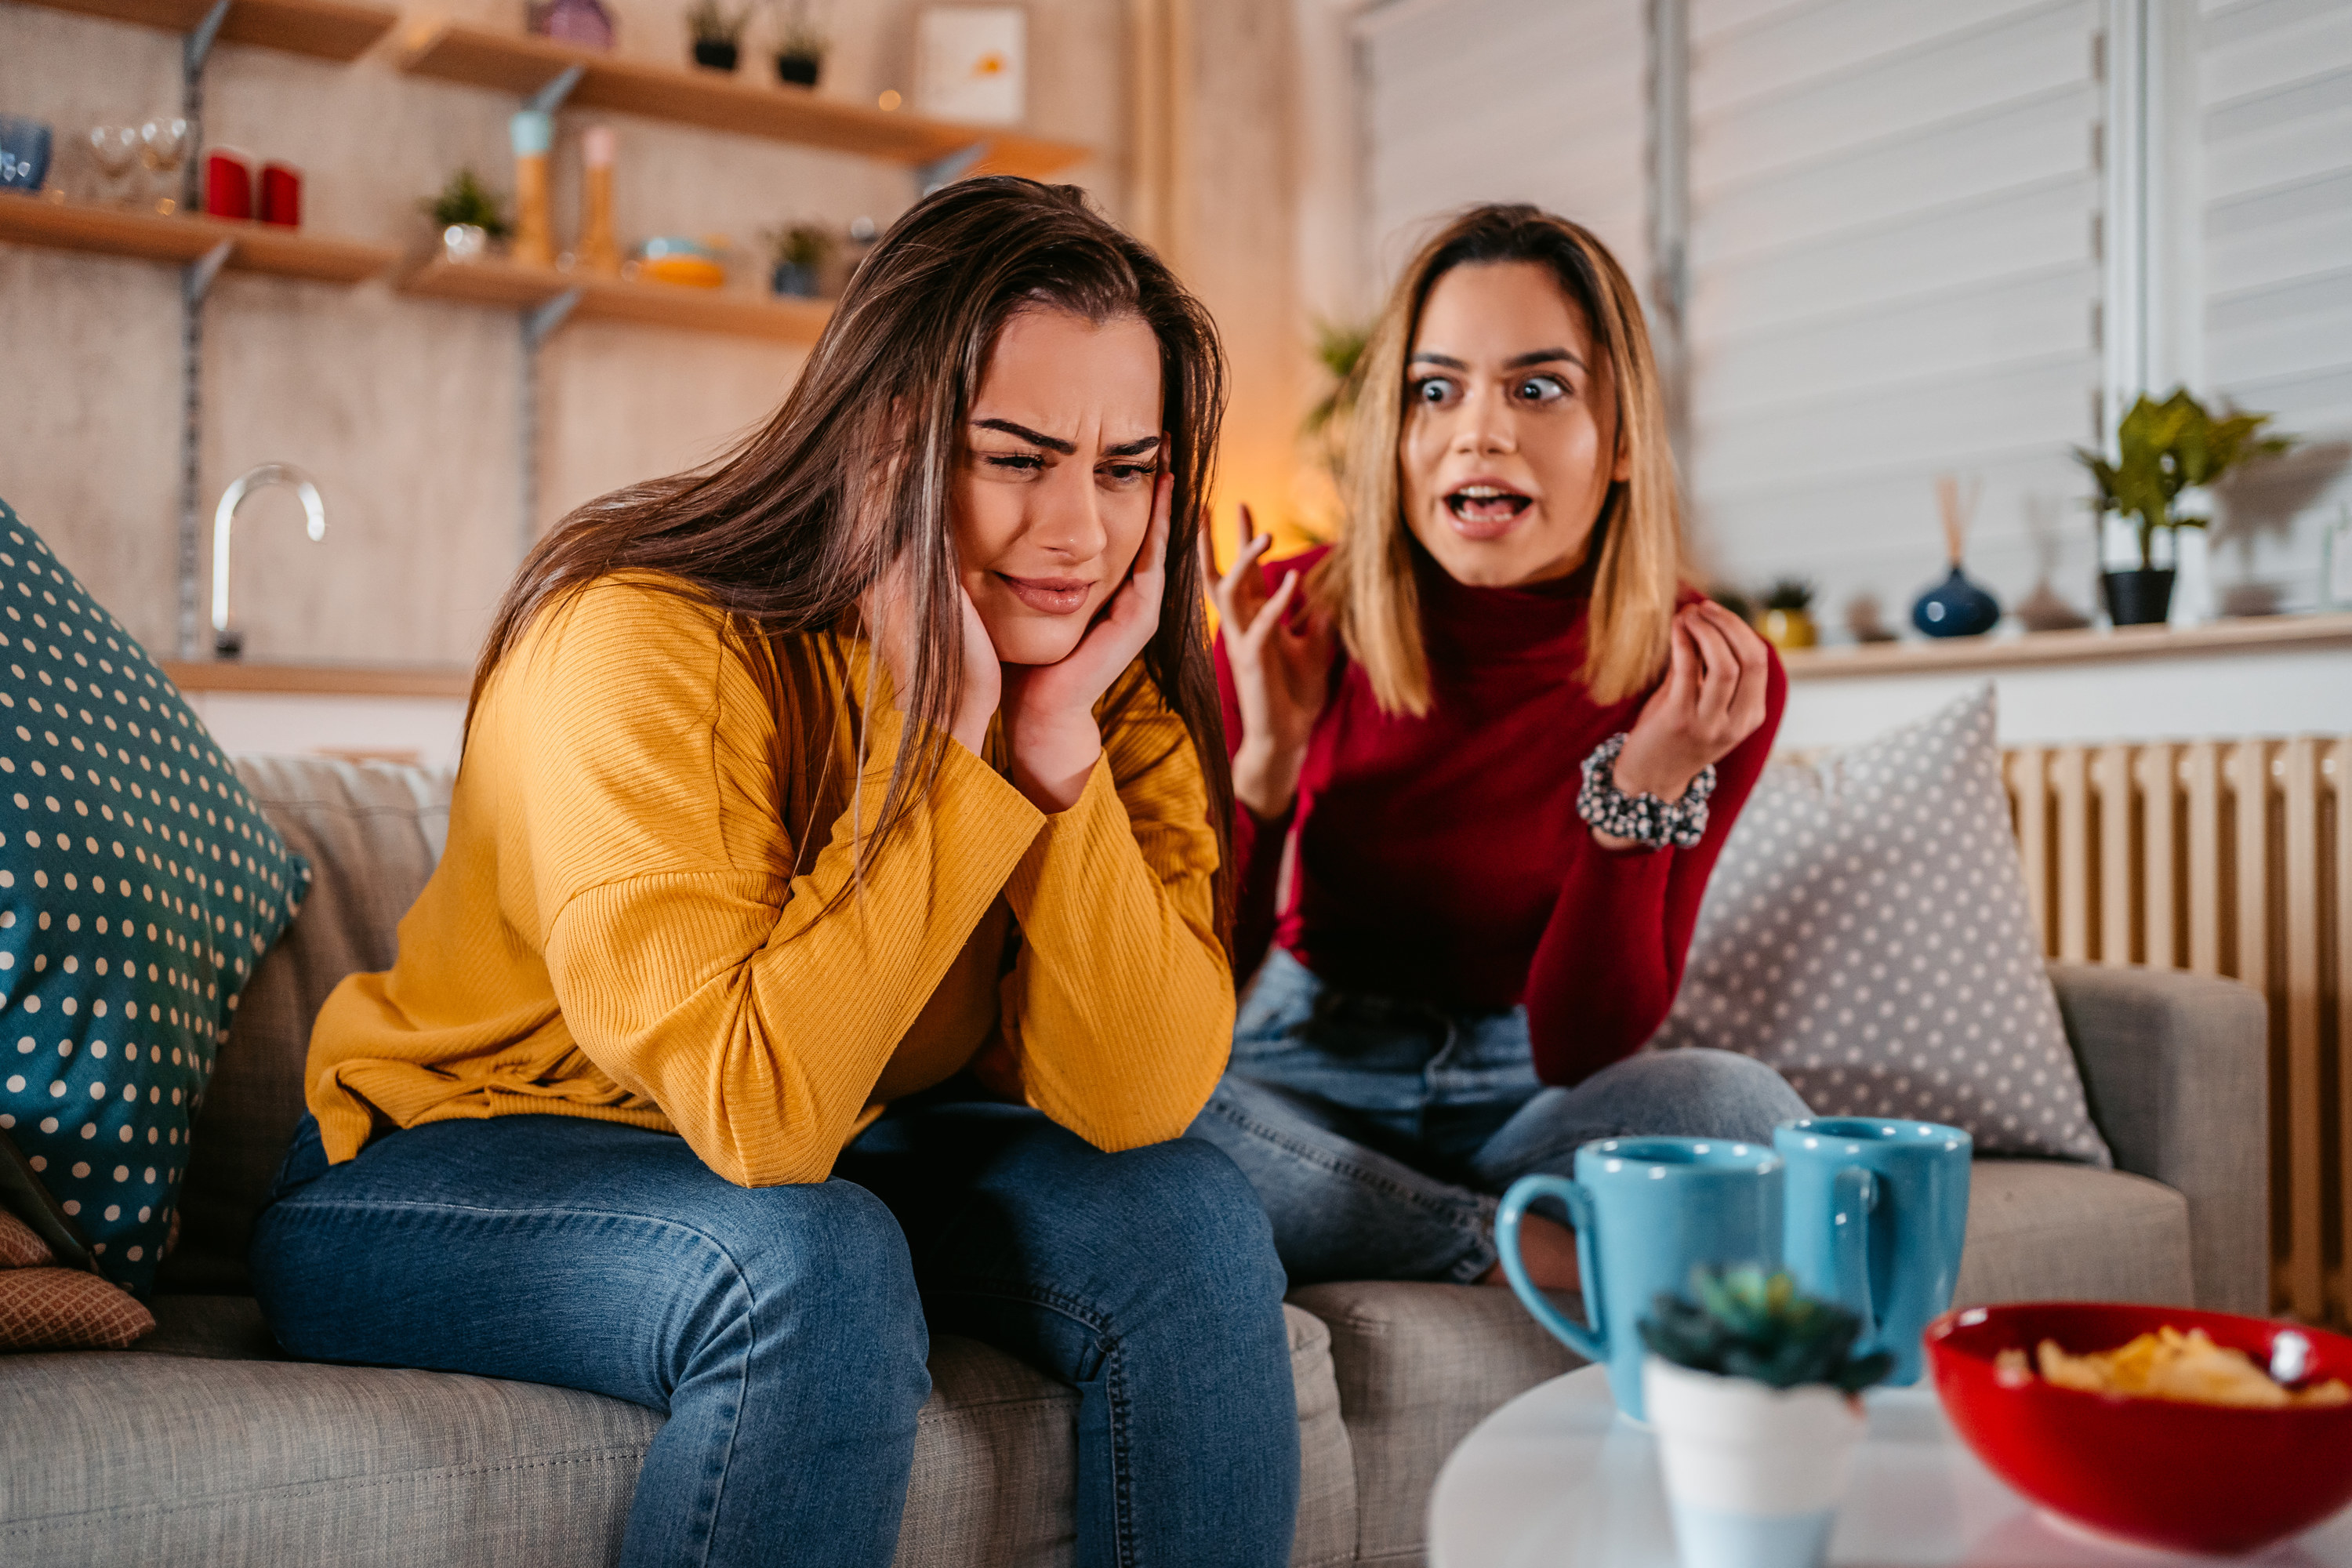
[1003,753,1129,913]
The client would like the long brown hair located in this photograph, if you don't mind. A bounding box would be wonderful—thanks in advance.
[1314,205,1682,713]
[470,176,1234,938]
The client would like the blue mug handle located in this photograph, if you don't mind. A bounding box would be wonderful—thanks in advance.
[1831,1165,1878,1348]
[1496,1173,1604,1365]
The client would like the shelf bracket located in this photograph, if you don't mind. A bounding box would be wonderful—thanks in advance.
[524,288,583,349]
[186,239,232,307]
[916,141,990,196]
[186,0,230,78]
[527,64,586,116]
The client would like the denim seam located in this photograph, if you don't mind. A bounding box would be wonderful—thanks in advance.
[914,1276,1138,1564]
[266,1194,757,1568]
[1206,1100,1489,1231]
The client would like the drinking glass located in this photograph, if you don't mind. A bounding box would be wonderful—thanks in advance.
[88,122,140,206]
[138,114,191,214]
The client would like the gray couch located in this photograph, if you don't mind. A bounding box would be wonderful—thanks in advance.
[2,756,2269,1567]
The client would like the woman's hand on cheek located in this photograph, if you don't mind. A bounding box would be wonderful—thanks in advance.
[997,465,1174,812]
[1609,601,1771,808]
[858,550,1002,760]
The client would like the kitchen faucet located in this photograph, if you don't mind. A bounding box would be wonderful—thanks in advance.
[212,463,325,659]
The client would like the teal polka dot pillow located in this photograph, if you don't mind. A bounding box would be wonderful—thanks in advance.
[0,500,307,1295]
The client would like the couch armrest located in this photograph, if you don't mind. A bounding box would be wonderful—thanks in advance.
[2047,962,2268,1316]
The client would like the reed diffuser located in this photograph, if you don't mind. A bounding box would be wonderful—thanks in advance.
[1911,474,2001,638]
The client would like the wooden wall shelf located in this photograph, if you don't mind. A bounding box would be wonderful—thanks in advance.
[0,195,394,282]
[400,253,832,343]
[1782,610,2352,681]
[14,0,397,61]
[396,21,1091,179]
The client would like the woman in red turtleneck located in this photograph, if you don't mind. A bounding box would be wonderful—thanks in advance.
[1187,205,1809,1290]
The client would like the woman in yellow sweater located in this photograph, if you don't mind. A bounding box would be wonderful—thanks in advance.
[249,179,1298,1567]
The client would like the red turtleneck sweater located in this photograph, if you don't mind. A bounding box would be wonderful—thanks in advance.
[1216,546,1785,1087]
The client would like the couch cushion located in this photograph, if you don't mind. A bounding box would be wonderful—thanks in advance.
[2,1303,1352,1568]
[0,502,311,1294]
[153,757,452,1295]
[1286,1281,1581,1567]
[1954,1156,2192,1308]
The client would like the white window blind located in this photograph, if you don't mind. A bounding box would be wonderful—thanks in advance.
[1682,0,2108,633]
[2194,0,2352,613]
[1354,0,1650,300]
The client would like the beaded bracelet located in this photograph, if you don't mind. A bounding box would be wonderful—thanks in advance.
[1575,732,1715,851]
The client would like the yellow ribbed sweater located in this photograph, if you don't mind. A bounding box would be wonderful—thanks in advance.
[303,572,1234,1185]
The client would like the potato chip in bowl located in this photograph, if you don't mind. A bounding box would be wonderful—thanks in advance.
[1928,1302,2352,1554]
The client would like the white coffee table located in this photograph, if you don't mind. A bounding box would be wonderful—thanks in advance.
[1429,1364,2352,1567]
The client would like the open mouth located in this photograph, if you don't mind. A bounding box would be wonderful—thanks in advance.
[1444,484,1534,536]
[997,574,1094,615]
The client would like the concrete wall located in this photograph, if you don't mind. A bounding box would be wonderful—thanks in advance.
[0,0,1145,665]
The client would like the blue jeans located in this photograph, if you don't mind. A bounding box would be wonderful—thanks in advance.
[251,1098,1299,1568]
[1189,949,1812,1285]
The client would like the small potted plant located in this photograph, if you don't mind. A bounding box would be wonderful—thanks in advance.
[687,0,748,71]
[2074,389,2296,626]
[773,0,826,86]
[422,167,510,263]
[1640,1267,1893,1568]
[1759,578,1817,652]
[764,222,834,298]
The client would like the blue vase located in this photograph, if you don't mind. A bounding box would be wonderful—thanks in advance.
[771,260,819,298]
[1911,565,2000,638]
[0,117,52,191]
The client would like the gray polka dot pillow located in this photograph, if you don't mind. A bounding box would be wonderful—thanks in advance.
[1653,684,2111,1165]
[0,499,308,1294]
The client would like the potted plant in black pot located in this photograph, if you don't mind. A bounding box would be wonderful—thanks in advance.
[687,0,748,71]
[2074,389,2296,626]
[763,222,833,297]
[773,0,826,86]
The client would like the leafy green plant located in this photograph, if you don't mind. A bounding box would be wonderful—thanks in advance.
[2074,388,2296,570]
[423,168,510,240]
[773,0,826,59]
[1762,578,1815,613]
[687,0,749,43]
[1639,1267,1893,1395]
[762,222,834,270]
[1301,318,1372,441]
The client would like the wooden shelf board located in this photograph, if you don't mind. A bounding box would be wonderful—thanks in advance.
[0,194,394,282]
[164,660,472,698]
[14,0,396,60]
[1783,611,2352,681]
[397,21,1089,178]
[399,254,832,342]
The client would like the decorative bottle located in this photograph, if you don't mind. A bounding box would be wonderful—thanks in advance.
[510,110,554,270]
[578,125,619,276]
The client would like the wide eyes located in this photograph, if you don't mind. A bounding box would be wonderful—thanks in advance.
[1406,372,1572,409]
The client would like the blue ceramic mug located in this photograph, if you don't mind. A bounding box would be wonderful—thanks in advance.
[1774,1116,1971,1385]
[1496,1136,1784,1422]
[0,117,53,191]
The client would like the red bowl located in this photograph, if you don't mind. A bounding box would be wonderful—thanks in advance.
[1926,1301,2352,1555]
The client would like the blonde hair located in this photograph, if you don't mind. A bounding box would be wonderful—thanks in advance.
[1311,205,1683,714]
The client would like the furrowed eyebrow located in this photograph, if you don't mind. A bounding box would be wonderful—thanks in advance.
[1504,348,1583,370]
[1102,435,1163,459]
[1407,352,1468,371]
[972,418,1078,456]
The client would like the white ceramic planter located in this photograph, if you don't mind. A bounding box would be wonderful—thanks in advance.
[1643,1356,1867,1568]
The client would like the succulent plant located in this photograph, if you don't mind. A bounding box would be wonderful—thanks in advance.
[1762,577,1815,613]
[1639,1266,1894,1395]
